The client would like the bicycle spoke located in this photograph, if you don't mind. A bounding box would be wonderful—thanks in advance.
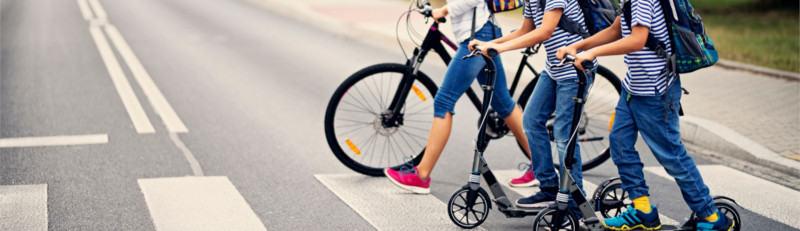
[341,96,377,115]
[369,75,385,110]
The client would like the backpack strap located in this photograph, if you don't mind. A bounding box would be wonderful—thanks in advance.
[621,0,676,74]
[538,0,590,38]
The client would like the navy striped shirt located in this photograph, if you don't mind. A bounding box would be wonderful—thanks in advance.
[621,0,675,96]
[524,0,597,80]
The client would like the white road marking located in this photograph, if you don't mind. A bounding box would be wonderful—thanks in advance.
[645,165,800,229]
[0,134,108,148]
[89,26,155,133]
[0,184,48,231]
[168,133,203,176]
[315,173,485,231]
[105,25,188,133]
[494,169,679,225]
[86,0,106,19]
[76,0,93,20]
[138,177,266,231]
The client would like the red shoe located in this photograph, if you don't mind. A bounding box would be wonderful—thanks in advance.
[384,167,430,194]
[509,167,539,187]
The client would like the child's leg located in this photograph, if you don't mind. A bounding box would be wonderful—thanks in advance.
[609,89,650,201]
[522,72,559,188]
[477,52,531,158]
[632,79,716,218]
[551,73,595,192]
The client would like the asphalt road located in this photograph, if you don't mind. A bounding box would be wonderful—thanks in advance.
[1,0,797,230]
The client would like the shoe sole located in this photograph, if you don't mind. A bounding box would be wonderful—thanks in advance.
[602,223,662,231]
[509,179,540,188]
[384,169,430,194]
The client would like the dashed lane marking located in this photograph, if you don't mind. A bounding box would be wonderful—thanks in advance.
[0,134,108,148]
[0,184,48,231]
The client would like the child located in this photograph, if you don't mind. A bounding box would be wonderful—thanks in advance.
[557,0,733,230]
[384,0,534,194]
[471,0,596,208]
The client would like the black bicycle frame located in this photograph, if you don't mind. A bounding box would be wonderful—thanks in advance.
[384,22,488,126]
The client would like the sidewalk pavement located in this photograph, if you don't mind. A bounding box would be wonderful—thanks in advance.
[247,0,800,177]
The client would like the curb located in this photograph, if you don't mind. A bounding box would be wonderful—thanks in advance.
[716,59,800,81]
[243,0,800,177]
[680,115,800,177]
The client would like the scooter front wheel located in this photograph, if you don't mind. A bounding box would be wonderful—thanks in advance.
[532,207,580,231]
[447,186,491,229]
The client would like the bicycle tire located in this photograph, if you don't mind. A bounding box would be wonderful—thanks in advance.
[324,63,438,176]
[517,65,620,171]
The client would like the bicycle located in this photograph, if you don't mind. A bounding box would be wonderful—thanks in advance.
[324,0,621,176]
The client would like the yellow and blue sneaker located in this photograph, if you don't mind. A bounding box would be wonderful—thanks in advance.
[697,209,734,231]
[602,205,661,231]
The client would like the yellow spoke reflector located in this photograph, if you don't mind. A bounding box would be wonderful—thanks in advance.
[345,138,361,155]
[411,85,427,102]
[608,111,616,132]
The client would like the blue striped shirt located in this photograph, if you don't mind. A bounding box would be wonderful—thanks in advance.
[621,0,675,96]
[524,0,597,80]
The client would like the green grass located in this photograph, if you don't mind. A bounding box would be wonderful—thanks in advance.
[692,0,799,72]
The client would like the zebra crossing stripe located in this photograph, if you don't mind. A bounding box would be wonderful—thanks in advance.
[315,173,486,231]
[645,165,800,229]
[493,170,679,225]
[0,184,48,231]
[138,176,267,231]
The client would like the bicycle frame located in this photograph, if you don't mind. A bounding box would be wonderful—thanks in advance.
[382,22,539,128]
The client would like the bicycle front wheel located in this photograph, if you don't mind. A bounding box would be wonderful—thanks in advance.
[517,65,620,171]
[324,63,438,176]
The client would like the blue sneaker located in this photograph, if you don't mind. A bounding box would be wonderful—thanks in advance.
[603,205,661,230]
[516,191,556,208]
[697,210,734,231]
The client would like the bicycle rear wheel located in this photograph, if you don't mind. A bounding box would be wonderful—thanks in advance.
[517,65,620,171]
[324,63,437,176]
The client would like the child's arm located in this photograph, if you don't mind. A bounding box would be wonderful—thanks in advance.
[469,18,535,50]
[474,9,563,55]
[559,20,650,71]
[558,16,623,56]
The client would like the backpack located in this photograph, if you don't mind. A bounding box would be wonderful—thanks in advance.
[486,0,525,13]
[622,0,718,74]
[538,0,619,38]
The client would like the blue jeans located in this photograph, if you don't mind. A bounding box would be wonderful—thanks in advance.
[609,78,716,217]
[433,22,515,119]
[523,71,594,192]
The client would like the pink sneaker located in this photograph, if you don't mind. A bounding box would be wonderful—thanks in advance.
[384,167,430,194]
[509,167,539,187]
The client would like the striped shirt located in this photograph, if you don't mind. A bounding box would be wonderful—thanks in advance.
[524,0,596,80]
[621,0,675,96]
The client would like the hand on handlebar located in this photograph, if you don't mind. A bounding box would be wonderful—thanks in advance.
[556,46,577,61]
[573,51,595,71]
[467,40,485,52]
[474,42,501,58]
[431,8,447,23]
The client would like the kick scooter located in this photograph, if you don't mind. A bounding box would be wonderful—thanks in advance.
[446,48,635,229]
[530,55,742,231]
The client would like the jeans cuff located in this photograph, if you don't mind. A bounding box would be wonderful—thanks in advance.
[627,188,650,201]
[695,202,718,218]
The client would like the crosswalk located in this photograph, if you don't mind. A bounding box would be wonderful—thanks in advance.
[0,165,797,230]
[312,164,799,230]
